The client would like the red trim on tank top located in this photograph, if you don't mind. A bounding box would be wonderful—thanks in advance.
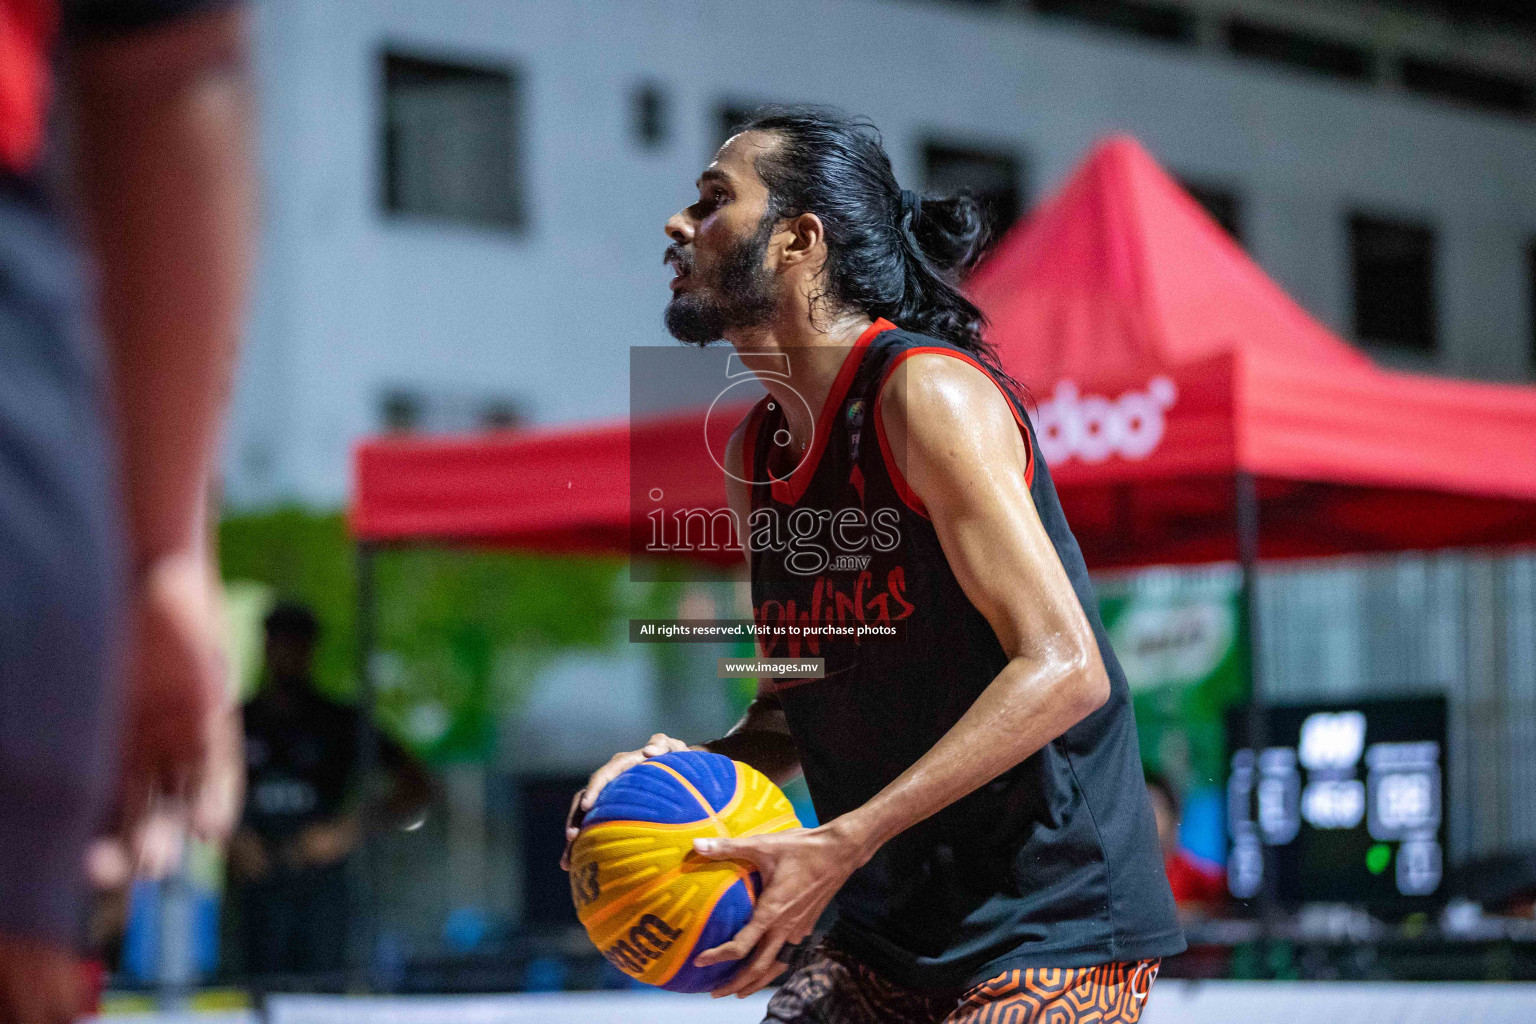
[769,318,897,506]
[871,346,1036,520]
[741,396,771,484]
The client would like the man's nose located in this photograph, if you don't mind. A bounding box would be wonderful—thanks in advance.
[664,210,692,244]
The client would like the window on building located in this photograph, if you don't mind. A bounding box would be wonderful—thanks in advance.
[380,388,525,433]
[922,141,1026,247]
[1032,0,1195,45]
[1401,58,1533,117]
[479,400,525,431]
[1350,214,1437,354]
[380,389,423,433]
[381,51,523,230]
[633,82,669,148]
[1178,179,1243,243]
[1226,20,1372,82]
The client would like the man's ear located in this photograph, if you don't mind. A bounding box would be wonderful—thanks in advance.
[777,212,825,268]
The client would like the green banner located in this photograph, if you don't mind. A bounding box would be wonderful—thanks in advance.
[1097,565,1248,866]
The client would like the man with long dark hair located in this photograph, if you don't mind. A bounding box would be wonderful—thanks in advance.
[568,107,1182,1023]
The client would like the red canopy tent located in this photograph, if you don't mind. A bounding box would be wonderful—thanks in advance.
[352,406,745,564]
[966,135,1536,568]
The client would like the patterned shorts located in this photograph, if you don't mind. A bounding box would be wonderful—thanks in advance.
[762,942,1161,1024]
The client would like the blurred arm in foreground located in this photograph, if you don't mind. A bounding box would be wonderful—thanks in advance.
[0,5,252,1022]
[69,1,255,855]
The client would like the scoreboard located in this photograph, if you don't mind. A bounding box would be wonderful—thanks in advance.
[1226,696,1447,911]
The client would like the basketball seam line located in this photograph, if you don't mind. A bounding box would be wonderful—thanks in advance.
[641,760,732,837]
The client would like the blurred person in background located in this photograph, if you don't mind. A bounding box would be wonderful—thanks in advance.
[227,602,431,978]
[0,2,252,1021]
[1145,772,1226,914]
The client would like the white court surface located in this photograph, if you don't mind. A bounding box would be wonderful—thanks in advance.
[259,982,1536,1024]
[265,992,772,1024]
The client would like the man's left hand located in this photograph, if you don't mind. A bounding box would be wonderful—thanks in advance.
[690,820,870,998]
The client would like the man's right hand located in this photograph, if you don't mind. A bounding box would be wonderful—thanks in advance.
[559,733,692,870]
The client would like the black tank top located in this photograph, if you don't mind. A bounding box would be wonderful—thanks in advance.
[743,320,1184,990]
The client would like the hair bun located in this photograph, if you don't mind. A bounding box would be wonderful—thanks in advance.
[911,193,990,278]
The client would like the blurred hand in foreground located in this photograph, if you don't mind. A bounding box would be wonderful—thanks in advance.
[117,552,244,872]
[559,733,691,870]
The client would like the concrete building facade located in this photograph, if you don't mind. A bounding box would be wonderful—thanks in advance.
[230,0,1536,508]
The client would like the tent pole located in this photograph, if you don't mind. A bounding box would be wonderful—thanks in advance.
[352,541,382,991]
[1235,471,1279,973]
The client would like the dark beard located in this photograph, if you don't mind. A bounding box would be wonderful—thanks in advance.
[665,214,777,346]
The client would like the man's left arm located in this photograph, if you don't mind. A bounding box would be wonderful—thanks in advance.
[693,354,1110,997]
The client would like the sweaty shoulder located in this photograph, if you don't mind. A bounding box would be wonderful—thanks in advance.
[874,345,1034,518]
[876,349,1022,455]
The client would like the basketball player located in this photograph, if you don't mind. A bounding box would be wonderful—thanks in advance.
[1,3,251,1020]
[566,107,1182,1023]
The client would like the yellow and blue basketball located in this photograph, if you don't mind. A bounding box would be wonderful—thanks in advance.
[568,750,801,992]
